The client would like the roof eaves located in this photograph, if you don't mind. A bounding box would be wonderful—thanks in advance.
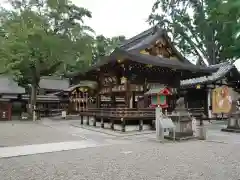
[122,50,215,73]
[180,63,234,87]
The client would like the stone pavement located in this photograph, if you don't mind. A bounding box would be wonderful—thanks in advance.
[0,119,132,158]
[0,140,239,180]
[0,141,101,158]
[0,119,240,179]
[205,121,240,144]
[0,121,84,147]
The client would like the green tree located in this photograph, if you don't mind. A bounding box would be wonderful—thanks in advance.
[0,0,94,119]
[93,35,126,63]
[148,0,240,65]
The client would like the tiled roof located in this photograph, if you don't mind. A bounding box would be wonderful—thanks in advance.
[145,87,165,95]
[96,49,216,73]
[65,26,204,78]
[0,76,25,94]
[64,81,98,92]
[180,62,234,87]
[120,26,191,64]
[119,26,157,51]
[39,76,69,90]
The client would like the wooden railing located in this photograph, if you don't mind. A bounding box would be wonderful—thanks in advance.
[79,108,155,119]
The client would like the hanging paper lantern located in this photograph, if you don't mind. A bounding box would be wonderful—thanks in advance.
[121,76,127,84]
[108,77,112,82]
[117,59,122,63]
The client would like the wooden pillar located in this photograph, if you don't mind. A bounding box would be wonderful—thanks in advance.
[96,94,100,108]
[143,81,148,108]
[111,119,114,130]
[80,115,83,124]
[86,116,89,125]
[101,118,104,128]
[111,95,116,108]
[98,75,103,108]
[207,88,212,119]
[125,80,131,108]
[85,91,88,110]
[121,118,126,132]
[77,91,79,112]
[8,103,12,121]
[132,91,136,108]
[93,116,96,126]
[203,86,208,117]
[139,119,143,131]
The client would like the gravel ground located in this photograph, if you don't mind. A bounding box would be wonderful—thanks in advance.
[0,140,239,180]
[0,121,84,147]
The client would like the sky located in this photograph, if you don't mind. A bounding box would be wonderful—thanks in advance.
[69,0,155,38]
[1,0,155,38]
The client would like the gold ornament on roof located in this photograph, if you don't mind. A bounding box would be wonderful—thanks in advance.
[140,50,149,55]
[146,64,153,68]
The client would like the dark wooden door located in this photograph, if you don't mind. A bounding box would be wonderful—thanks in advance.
[0,102,11,120]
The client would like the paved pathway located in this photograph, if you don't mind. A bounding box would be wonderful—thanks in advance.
[0,119,240,179]
[206,121,240,144]
[0,141,101,158]
[0,141,239,180]
[0,121,84,147]
[0,119,131,158]
[1,119,240,159]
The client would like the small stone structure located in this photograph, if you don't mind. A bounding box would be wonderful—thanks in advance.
[164,98,194,140]
[221,88,240,132]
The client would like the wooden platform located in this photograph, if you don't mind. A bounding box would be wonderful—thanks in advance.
[78,108,155,132]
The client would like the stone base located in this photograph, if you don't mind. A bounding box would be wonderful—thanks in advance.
[71,123,155,137]
[164,135,196,141]
[197,126,207,140]
[169,131,193,137]
[221,128,240,133]
[166,131,195,141]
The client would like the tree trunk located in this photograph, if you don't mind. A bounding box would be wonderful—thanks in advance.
[30,83,38,121]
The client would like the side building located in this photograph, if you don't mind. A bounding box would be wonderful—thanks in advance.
[22,76,70,117]
[181,61,240,119]
[0,75,25,120]
[0,75,71,120]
